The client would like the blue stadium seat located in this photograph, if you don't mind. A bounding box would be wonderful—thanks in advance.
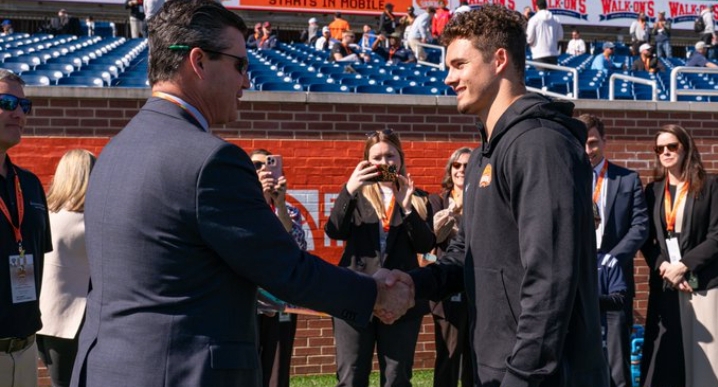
[23,70,64,84]
[401,85,446,95]
[0,62,31,74]
[21,74,51,86]
[384,79,418,88]
[307,83,352,93]
[57,76,105,87]
[260,82,305,91]
[111,77,149,87]
[355,85,397,94]
[35,63,76,76]
[71,70,113,86]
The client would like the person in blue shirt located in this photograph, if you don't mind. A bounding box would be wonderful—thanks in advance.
[591,42,625,71]
[686,41,718,68]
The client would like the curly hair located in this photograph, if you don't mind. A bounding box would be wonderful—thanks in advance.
[441,5,527,80]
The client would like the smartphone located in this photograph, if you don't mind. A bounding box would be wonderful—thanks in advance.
[266,155,283,179]
[368,164,397,182]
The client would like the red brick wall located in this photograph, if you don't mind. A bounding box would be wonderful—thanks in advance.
[14,89,718,384]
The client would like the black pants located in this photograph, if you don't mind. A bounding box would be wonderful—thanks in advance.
[606,309,632,387]
[432,298,473,387]
[333,316,422,387]
[37,334,78,387]
[258,312,297,387]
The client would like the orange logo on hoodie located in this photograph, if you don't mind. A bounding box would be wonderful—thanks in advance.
[479,164,492,187]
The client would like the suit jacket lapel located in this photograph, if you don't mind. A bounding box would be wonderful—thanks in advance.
[384,197,401,256]
[603,163,620,235]
[654,181,667,245]
[680,190,695,251]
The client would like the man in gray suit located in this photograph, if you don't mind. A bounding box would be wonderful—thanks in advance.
[69,2,413,387]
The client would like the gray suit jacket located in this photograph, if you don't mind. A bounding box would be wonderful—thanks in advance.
[70,98,376,387]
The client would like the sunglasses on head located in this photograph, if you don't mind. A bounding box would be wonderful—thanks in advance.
[0,94,32,114]
[451,162,468,169]
[654,143,679,154]
[366,129,395,138]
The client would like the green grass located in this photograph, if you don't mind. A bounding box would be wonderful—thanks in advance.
[290,370,434,387]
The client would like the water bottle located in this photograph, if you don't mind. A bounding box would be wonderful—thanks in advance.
[630,325,644,387]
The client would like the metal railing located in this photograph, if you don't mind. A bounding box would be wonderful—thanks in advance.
[669,66,718,102]
[415,42,446,70]
[525,61,579,100]
[608,73,658,101]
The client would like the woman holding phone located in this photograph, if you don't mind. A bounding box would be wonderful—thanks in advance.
[325,129,434,387]
[640,124,718,387]
[249,149,306,387]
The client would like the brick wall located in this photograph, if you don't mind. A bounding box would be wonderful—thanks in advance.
[14,88,718,385]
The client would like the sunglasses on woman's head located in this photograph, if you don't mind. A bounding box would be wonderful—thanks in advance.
[654,143,679,154]
[366,129,395,138]
[0,94,32,114]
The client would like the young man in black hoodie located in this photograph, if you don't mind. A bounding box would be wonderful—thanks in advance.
[407,5,609,387]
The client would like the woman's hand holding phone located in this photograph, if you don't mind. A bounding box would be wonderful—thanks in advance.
[347,161,380,195]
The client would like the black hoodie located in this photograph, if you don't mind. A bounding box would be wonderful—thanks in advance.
[412,93,609,387]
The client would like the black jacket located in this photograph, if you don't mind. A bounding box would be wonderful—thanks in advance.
[325,185,433,319]
[412,93,608,387]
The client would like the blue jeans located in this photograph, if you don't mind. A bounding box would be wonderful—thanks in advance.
[656,40,672,58]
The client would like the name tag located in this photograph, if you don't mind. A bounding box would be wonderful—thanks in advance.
[9,253,37,303]
[666,237,682,263]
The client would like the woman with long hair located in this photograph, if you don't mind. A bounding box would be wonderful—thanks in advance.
[427,147,473,387]
[325,129,434,387]
[37,149,96,387]
[641,124,718,387]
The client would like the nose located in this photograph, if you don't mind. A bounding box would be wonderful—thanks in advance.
[444,68,456,87]
[241,73,250,89]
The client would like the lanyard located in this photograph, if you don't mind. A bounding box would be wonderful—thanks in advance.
[664,179,689,234]
[0,167,25,255]
[592,160,608,204]
[152,91,208,131]
[381,196,395,233]
[389,47,397,60]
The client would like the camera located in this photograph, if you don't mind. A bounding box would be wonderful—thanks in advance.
[368,164,398,182]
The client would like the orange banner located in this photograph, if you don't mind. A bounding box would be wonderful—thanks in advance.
[224,0,416,15]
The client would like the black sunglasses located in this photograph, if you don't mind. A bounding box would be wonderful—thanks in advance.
[0,94,32,114]
[366,129,395,138]
[201,48,249,75]
[253,161,265,170]
[168,45,249,75]
[451,162,468,169]
[654,143,679,154]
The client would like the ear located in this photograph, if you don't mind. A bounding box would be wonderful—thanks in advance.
[188,48,207,80]
[494,47,510,74]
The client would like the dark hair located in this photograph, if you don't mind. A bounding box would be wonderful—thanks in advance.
[147,0,247,86]
[653,124,705,195]
[441,5,526,81]
[536,0,547,10]
[441,147,472,191]
[577,114,605,138]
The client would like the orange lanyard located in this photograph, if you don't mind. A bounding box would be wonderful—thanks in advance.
[381,197,395,233]
[0,167,25,255]
[592,160,608,204]
[152,91,206,131]
[664,179,689,234]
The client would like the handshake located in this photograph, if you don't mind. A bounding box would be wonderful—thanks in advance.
[372,268,415,324]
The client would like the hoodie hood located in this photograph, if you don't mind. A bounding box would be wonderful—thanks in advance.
[482,93,585,155]
[535,8,557,21]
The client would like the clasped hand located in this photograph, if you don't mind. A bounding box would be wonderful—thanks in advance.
[659,261,692,293]
[372,268,415,324]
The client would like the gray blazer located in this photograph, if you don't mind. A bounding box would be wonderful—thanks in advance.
[70,98,377,387]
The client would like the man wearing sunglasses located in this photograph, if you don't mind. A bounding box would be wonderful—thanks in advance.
[579,114,648,387]
[0,69,52,387]
[70,2,414,387]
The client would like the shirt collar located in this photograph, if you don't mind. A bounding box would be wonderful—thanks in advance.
[593,158,606,175]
